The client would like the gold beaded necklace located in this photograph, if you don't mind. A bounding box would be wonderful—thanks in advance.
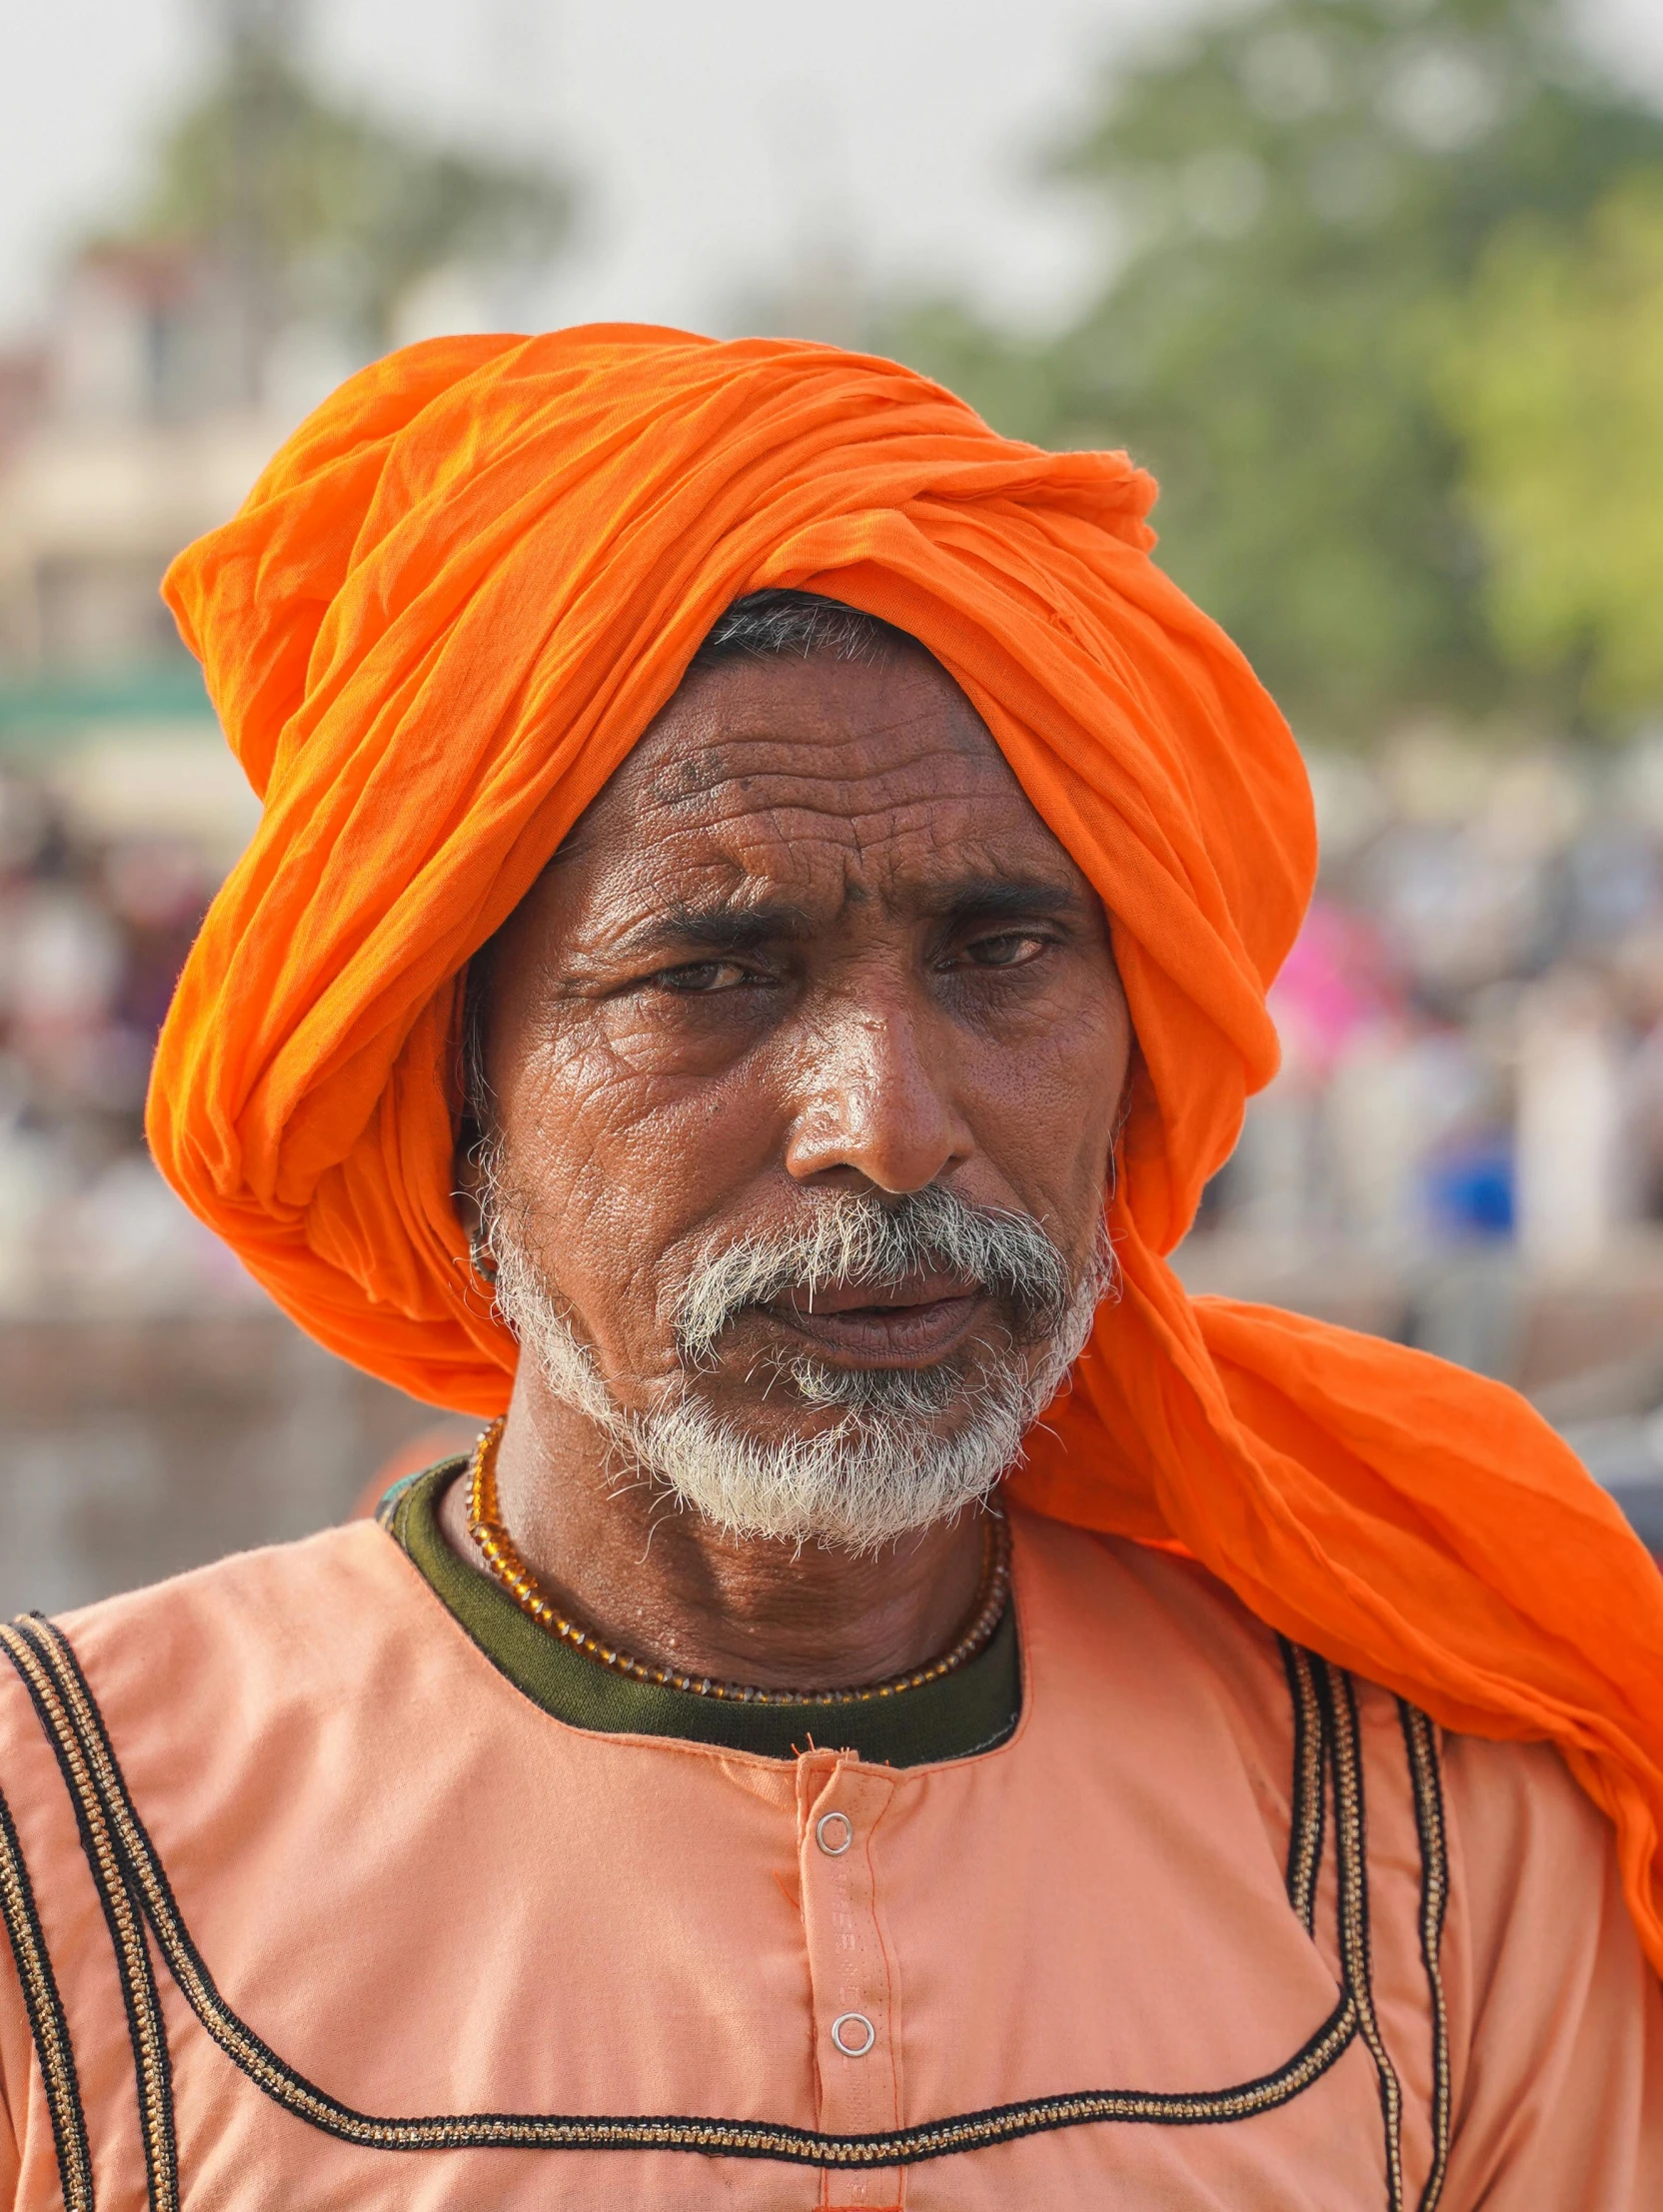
[465,1417,1011,1706]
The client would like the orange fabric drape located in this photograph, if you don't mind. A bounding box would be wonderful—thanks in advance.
[152,327,1663,1967]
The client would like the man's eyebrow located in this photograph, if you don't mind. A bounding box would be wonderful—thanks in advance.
[936,878,1083,924]
[619,902,815,959]
[612,880,1082,962]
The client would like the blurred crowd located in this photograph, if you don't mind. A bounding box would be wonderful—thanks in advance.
[1199,732,1663,1279]
[0,764,252,1314]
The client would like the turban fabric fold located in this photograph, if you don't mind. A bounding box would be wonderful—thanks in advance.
[153,327,1663,1968]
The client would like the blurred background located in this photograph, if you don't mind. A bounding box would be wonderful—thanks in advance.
[3,0,1663,1610]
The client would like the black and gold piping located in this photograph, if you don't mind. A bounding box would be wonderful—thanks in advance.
[0,1620,179,2212]
[0,1781,94,2211]
[1399,1698,1452,2210]
[1326,1663,1407,2211]
[1279,1637,1327,1934]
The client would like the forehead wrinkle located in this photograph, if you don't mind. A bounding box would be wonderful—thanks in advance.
[629,734,1026,883]
[576,848,828,949]
[635,777,1032,893]
[642,725,1008,819]
[636,778,1043,877]
[590,838,852,949]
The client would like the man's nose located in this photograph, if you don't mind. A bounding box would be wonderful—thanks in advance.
[783,996,973,1194]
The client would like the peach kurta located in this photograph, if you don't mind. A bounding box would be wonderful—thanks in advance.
[1,1506,1658,2210]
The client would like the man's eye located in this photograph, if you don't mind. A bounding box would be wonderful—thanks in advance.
[960,932,1049,970]
[651,960,755,995]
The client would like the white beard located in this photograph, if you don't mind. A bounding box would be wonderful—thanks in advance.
[486,1185,1112,1553]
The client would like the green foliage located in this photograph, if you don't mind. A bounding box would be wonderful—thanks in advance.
[883,0,1663,741]
[140,44,572,350]
[1436,180,1663,717]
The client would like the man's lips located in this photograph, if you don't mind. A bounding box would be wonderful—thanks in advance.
[780,1269,978,1317]
[758,1271,986,1365]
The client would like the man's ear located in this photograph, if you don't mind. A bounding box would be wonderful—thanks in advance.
[453,1136,498,1291]
[453,1126,488,1240]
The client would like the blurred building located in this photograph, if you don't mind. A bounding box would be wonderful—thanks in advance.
[0,237,275,1323]
[0,240,280,689]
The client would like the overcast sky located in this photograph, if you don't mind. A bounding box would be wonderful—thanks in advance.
[3,0,1663,349]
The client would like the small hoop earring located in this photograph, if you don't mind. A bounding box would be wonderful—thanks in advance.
[469,1234,499,1288]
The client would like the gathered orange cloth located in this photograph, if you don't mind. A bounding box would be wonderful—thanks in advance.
[152,326,1663,1969]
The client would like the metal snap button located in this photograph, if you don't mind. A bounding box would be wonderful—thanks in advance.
[816,1811,852,1856]
[831,2011,875,2057]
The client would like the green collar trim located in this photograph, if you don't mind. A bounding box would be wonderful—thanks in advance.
[383,1459,1020,1767]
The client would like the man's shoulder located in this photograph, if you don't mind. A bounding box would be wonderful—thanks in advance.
[1011,1505,1611,1868]
[1442,1724,1625,1933]
[1009,1504,1288,1692]
[0,1519,428,1761]
[1007,1505,1306,1828]
[54,1515,402,1649]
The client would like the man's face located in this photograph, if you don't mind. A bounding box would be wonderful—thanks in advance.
[475,645,1132,1543]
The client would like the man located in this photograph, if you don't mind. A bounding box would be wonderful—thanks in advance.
[1,331,1659,2209]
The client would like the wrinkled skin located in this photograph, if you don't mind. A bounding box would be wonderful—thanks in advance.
[443,646,1132,1687]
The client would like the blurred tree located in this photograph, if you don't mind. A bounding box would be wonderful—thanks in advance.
[1436,181,1663,719]
[131,0,572,394]
[882,0,1663,742]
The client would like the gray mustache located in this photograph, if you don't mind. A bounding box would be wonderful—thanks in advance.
[675,1185,1073,1365]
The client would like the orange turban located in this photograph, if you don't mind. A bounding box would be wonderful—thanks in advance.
[153,327,1663,1967]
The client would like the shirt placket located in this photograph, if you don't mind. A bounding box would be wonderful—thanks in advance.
[796,1751,903,2210]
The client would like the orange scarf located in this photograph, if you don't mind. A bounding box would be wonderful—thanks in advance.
[153,327,1663,1968]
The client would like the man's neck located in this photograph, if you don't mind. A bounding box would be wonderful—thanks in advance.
[434,1365,987,1691]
